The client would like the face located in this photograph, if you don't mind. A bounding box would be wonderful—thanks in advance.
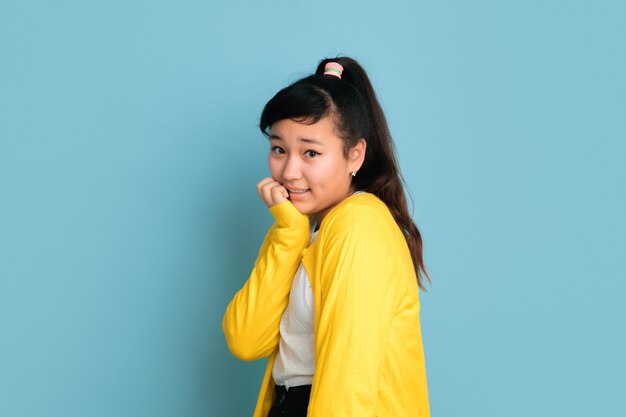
[268,117,365,223]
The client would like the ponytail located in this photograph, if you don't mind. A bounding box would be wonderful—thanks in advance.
[260,57,430,290]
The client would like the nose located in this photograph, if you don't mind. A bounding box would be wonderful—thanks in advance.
[281,154,302,181]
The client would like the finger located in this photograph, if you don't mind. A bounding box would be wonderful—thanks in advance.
[270,184,289,205]
[257,178,278,202]
[259,180,281,207]
[256,177,275,193]
[260,183,275,206]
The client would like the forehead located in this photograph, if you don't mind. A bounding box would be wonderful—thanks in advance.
[269,117,341,144]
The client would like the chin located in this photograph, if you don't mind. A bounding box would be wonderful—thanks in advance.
[291,201,313,214]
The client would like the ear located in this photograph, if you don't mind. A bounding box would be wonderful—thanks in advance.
[348,138,367,173]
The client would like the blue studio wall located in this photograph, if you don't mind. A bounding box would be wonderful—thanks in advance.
[1,1,625,416]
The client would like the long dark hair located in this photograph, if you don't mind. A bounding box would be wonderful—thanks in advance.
[259,57,430,290]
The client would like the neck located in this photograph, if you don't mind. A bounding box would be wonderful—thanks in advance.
[312,189,360,225]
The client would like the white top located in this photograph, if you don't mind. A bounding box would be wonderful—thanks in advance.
[272,222,318,389]
[272,192,365,389]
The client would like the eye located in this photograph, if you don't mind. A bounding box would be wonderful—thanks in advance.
[271,146,285,155]
[305,150,320,158]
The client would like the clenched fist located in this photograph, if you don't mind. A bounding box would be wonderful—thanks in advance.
[256,177,289,208]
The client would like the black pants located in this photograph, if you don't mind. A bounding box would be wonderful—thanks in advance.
[267,384,311,417]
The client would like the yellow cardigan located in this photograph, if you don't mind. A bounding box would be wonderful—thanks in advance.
[223,193,430,417]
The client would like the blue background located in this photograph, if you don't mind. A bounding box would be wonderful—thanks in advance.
[1,0,624,416]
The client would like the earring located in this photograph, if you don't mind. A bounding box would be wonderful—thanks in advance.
[351,171,357,177]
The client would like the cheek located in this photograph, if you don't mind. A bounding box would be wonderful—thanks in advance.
[311,158,345,187]
[268,157,281,179]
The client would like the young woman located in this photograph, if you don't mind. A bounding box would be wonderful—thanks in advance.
[222,57,430,417]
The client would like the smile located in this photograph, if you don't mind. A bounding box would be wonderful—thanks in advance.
[286,188,310,200]
[287,188,310,194]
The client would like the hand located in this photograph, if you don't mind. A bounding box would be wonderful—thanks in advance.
[256,177,289,208]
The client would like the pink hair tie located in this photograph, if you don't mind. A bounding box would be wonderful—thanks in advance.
[324,62,344,79]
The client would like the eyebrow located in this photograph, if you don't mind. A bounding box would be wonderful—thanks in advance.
[269,134,325,146]
[301,138,325,146]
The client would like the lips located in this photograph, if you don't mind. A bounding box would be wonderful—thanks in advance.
[286,187,310,200]
[287,188,309,194]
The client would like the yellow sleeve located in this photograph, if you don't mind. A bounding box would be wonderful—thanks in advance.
[309,212,397,416]
[222,201,309,361]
